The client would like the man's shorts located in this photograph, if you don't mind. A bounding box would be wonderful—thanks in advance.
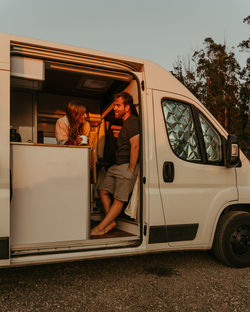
[98,163,139,202]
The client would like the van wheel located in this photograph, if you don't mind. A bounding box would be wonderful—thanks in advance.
[213,211,250,267]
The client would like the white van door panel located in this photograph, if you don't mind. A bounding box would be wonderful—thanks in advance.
[152,90,238,246]
[0,69,10,263]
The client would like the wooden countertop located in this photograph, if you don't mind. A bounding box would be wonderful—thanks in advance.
[10,142,90,148]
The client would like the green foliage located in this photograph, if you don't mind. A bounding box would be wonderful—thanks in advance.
[172,16,250,159]
[238,15,250,51]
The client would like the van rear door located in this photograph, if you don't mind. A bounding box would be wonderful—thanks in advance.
[151,90,238,246]
[0,34,10,265]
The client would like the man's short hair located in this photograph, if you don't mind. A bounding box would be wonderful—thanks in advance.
[113,92,133,109]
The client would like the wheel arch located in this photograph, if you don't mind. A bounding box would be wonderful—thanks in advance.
[211,203,250,247]
[212,208,250,267]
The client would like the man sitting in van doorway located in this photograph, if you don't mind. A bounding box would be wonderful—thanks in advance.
[90,92,140,236]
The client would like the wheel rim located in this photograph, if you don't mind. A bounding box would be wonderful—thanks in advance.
[231,224,250,256]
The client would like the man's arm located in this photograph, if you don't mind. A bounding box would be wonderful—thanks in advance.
[129,134,140,172]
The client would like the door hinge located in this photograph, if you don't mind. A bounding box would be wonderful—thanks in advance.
[143,224,147,236]
[141,80,145,91]
[142,176,146,184]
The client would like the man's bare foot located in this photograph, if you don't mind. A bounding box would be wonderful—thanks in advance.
[104,221,116,234]
[90,221,116,237]
[90,226,105,237]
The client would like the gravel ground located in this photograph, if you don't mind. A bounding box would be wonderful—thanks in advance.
[0,251,249,312]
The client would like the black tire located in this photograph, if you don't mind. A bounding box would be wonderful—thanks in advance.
[213,210,250,267]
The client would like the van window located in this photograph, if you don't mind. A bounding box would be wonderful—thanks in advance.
[198,113,222,163]
[162,99,201,162]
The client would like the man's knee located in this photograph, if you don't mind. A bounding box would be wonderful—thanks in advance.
[98,189,110,197]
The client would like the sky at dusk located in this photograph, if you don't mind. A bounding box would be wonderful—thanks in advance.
[0,0,249,70]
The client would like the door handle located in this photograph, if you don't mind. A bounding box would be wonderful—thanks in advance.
[163,161,175,182]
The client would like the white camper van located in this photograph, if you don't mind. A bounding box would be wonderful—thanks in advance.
[0,33,249,268]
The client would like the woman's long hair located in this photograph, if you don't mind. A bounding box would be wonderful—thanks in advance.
[66,100,87,145]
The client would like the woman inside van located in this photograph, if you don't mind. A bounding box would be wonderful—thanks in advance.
[56,100,90,145]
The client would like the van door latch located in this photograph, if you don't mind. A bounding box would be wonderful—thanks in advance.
[163,161,175,182]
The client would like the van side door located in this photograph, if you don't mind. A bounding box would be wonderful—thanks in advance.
[150,90,238,247]
[0,34,10,265]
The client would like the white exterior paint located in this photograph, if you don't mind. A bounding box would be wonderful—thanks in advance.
[10,144,90,245]
[0,33,249,267]
[152,90,238,247]
[236,153,250,204]
[0,34,10,266]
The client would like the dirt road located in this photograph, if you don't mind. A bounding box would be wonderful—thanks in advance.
[0,251,249,312]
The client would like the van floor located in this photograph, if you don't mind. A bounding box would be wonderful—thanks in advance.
[90,228,134,239]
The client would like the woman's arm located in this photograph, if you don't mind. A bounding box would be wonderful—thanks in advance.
[83,121,91,137]
[55,118,69,144]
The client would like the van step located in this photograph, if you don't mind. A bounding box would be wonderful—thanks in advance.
[11,234,140,257]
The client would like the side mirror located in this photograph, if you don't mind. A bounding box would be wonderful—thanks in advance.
[225,134,241,168]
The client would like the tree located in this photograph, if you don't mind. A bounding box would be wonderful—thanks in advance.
[173,38,242,131]
[238,15,250,157]
[238,15,250,52]
[172,17,250,158]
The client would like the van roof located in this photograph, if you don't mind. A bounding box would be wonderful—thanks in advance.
[1,32,228,137]
[2,33,198,102]
[7,33,145,71]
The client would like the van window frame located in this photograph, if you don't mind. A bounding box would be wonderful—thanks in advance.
[161,98,204,164]
[161,97,224,166]
[193,108,224,166]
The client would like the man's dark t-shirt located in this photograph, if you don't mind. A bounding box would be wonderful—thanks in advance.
[115,115,139,165]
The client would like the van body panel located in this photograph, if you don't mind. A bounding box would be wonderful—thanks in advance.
[143,61,199,104]
[0,47,10,264]
[8,33,144,72]
[143,89,167,227]
[152,90,238,246]
[0,70,10,236]
[236,154,250,204]
[9,243,148,267]
[0,33,10,70]
[10,144,90,246]
[0,33,249,267]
